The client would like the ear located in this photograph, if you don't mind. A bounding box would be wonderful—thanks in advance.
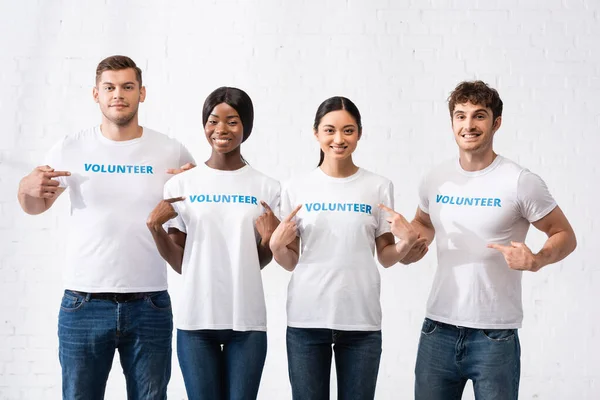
[92,86,99,103]
[358,130,362,140]
[492,116,502,133]
[313,128,319,140]
[139,86,146,103]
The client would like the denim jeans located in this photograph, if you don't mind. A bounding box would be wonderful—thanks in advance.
[176,329,267,400]
[415,318,521,400]
[286,327,382,400]
[58,290,173,400]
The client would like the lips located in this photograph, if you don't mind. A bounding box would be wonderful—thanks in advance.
[330,145,348,154]
[212,137,232,146]
[461,132,482,138]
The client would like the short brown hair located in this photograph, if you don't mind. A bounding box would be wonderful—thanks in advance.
[95,55,142,86]
[448,80,503,120]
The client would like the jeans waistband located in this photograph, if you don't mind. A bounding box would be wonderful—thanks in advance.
[69,290,160,302]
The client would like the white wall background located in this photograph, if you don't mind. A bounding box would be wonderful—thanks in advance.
[0,0,598,398]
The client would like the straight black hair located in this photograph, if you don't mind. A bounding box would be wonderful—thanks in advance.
[202,87,254,143]
[313,96,362,166]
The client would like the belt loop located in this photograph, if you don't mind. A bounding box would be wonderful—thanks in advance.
[85,292,92,302]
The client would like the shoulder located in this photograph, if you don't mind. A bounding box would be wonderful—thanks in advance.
[358,168,393,187]
[246,166,280,188]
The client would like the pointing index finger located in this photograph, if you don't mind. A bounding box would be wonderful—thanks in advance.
[165,196,185,203]
[377,203,396,215]
[260,200,273,213]
[45,170,71,178]
[285,204,302,222]
[487,243,510,252]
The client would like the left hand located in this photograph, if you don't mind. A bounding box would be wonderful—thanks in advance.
[255,201,280,246]
[487,241,539,271]
[378,204,419,247]
[166,163,196,175]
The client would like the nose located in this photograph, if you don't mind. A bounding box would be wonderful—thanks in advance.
[112,87,124,99]
[333,131,344,144]
[465,117,477,130]
[215,121,227,134]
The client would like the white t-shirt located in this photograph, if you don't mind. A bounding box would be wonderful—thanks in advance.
[164,163,280,332]
[419,155,557,329]
[282,168,393,331]
[46,126,194,293]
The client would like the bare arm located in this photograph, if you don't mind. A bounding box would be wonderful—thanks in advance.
[271,236,300,272]
[147,197,186,273]
[18,166,70,215]
[488,206,576,272]
[411,207,435,245]
[269,205,302,272]
[148,226,186,274]
[256,201,280,269]
[398,207,435,265]
[531,206,577,269]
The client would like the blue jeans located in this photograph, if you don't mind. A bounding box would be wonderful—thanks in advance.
[58,290,173,400]
[177,329,267,400]
[286,327,382,400]
[415,318,521,400]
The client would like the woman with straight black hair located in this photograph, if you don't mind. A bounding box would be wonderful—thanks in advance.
[270,96,426,399]
[146,87,280,400]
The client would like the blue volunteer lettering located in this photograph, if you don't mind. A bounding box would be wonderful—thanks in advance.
[435,194,501,207]
[304,202,372,214]
[189,194,258,205]
[84,163,154,174]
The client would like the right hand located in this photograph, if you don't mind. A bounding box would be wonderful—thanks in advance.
[19,165,70,199]
[269,205,302,251]
[147,197,185,230]
[400,235,429,265]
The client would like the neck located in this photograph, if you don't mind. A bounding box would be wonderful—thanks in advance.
[100,117,142,141]
[458,148,497,172]
[205,149,246,171]
[320,157,358,178]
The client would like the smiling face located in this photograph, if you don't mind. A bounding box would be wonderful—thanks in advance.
[93,68,145,127]
[452,101,501,156]
[314,109,361,163]
[204,102,244,154]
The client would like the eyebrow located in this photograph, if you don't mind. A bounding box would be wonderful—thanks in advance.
[209,114,240,119]
[323,124,356,129]
[453,108,489,115]
[101,81,137,86]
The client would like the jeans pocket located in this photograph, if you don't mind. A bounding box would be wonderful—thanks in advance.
[147,291,172,311]
[60,291,85,312]
[482,329,516,342]
[421,318,438,336]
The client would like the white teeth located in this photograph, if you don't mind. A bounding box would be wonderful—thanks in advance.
[463,134,479,138]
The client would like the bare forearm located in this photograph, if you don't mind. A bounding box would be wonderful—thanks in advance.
[272,245,299,272]
[148,225,184,273]
[18,192,50,215]
[534,230,577,271]
[411,219,435,245]
[379,240,415,268]
[257,241,273,269]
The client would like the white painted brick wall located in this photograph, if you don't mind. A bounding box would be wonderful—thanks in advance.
[1,0,598,398]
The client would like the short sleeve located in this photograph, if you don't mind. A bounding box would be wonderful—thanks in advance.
[163,178,186,233]
[280,183,292,219]
[178,143,196,167]
[376,180,394,237]
[268,181,281,218]
[44,138,68,188]
[517,170,557,223]
[418,173,429,214]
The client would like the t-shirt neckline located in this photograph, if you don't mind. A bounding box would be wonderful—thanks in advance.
[455,155,503,177]
[95,126,146,146]
[316,166,363,183]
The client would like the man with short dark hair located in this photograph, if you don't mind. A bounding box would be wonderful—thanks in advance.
[403,80,577,399]
[17,55,194,399]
